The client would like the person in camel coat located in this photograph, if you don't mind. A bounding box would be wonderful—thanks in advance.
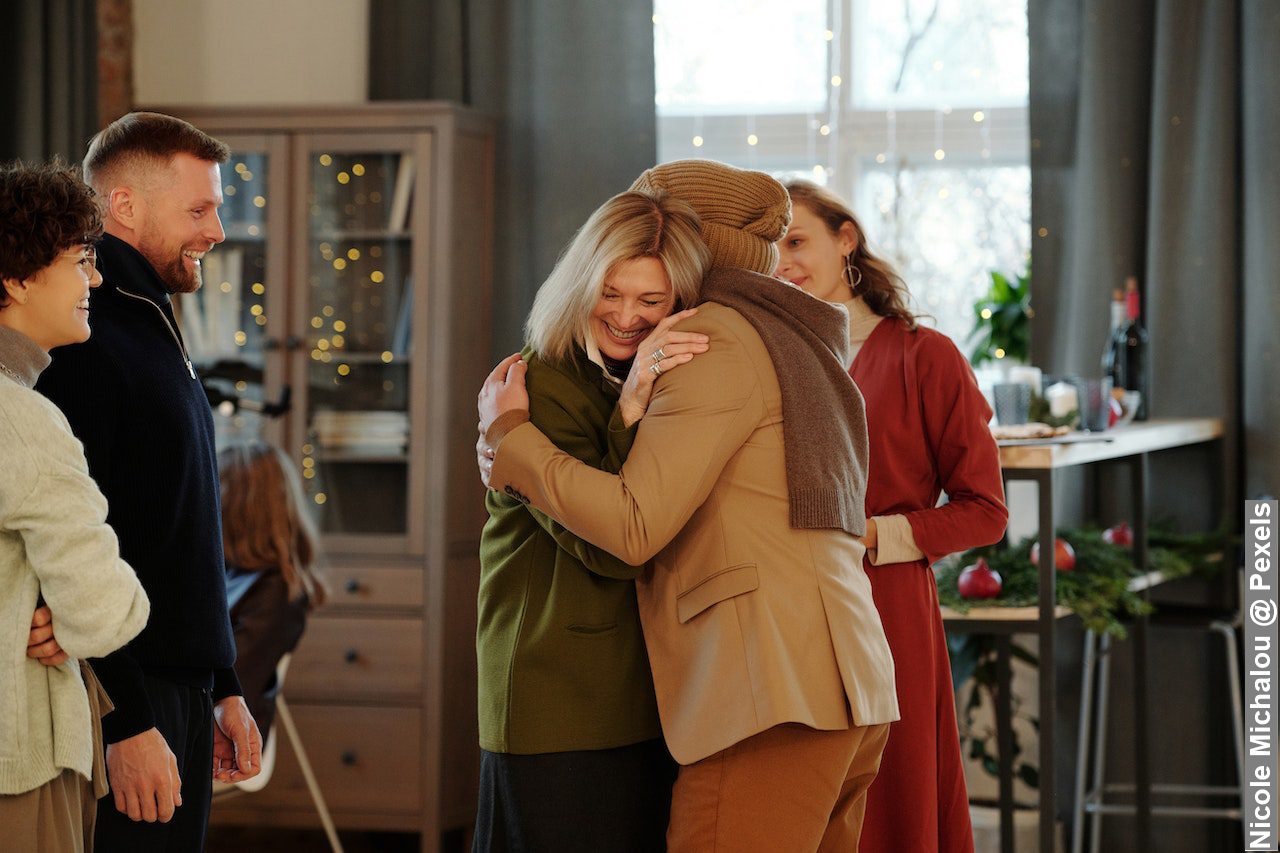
[478,160,898,852]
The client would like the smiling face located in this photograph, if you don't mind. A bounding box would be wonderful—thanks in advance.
[133,153,225,294]
[775,202,858,303]
[588,256,675,361]
[5,245,104,350]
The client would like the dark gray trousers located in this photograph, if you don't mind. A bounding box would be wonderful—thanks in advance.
[474,738,677,853]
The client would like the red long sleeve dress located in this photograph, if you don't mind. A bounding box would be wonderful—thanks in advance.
[851,311,1008,853]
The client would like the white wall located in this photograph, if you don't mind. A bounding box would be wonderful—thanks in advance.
[133,0,369,106]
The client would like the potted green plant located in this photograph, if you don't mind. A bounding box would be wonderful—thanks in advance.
[968,264,1031,368]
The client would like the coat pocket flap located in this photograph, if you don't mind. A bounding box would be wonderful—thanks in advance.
[676,563,759,624]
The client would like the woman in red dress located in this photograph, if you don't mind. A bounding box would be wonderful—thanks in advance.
[777,181,1008,853]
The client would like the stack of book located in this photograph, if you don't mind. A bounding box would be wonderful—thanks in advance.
[312,410,409,457]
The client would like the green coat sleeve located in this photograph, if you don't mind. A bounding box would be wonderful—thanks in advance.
[603,407,639,472]
[501,369,645,578]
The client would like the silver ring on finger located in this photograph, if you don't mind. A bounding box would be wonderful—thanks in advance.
[651,347,667,363]
[650,362,663,377]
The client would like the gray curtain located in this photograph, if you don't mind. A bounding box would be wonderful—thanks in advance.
[369,0,659,355]
[0,0,98,163]
[1031,2,1279,850]
[1031,0,1278,516]
[1240,1,1280,503]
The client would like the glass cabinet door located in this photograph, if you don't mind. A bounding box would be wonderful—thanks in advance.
[290,134,423,543]
[177,135,289,448]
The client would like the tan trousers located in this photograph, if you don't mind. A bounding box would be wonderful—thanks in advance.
[667,720,891,853]
[0,767,98,853]
[0,663,110,853]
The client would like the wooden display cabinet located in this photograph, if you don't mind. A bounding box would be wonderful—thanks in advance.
[161,103,495,851]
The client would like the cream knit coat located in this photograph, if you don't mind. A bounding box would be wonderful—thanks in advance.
[0,327,149,795]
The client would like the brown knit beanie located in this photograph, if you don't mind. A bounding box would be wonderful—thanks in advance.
[630,159,791,275]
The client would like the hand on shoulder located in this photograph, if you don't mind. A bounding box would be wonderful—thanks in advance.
[617,308,708,427]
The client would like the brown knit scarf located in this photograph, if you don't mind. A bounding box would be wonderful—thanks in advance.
[700,267,870,537]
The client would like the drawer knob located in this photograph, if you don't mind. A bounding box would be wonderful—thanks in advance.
[345,578,361,594]
[344,648,359,664]
[341,750,357,766]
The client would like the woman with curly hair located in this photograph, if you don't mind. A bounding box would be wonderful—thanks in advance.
[0,160,150,851]
[776,180,1007,853]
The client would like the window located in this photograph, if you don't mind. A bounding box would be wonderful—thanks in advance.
[655,0,1030,348]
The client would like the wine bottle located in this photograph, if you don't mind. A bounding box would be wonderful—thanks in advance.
[1112,277,1150,420]
[1101,286,1126,385]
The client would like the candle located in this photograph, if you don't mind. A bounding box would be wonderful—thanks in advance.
[1007,365,1043,393]
[1045,382,1078,418]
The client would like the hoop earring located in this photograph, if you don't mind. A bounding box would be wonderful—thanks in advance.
[842,255,863,293]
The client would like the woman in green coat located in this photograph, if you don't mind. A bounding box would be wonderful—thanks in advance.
[473,190,711,852]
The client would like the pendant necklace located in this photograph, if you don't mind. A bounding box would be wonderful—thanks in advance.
[0,359,28,388]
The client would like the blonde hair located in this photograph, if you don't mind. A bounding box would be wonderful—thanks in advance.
[783,180,920,329]
[219,441,327,608]
[525,190,710,363]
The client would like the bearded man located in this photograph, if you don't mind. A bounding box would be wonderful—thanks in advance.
[36,111,260,852]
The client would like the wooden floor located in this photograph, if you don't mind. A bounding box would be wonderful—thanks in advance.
[207,826,425,852]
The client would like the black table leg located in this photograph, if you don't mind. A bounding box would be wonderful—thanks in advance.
[1038,469,1058,853]
[1132,453,1151,849]
[997,636,1015,853]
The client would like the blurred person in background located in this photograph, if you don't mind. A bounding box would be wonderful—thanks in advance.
[220,441,328,745]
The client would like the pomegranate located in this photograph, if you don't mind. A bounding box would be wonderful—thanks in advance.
[958,558,1003,599]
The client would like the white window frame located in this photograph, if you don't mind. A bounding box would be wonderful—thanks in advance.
[655,0,1031,267]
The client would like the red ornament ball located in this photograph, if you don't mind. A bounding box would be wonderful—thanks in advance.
[1030,537,1077,571]
[1102,521,1134,548]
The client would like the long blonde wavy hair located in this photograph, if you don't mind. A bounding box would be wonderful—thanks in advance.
[525,190,710,363]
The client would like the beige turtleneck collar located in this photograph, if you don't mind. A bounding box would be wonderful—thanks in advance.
[835,295,925,566]
[840,296,885,363]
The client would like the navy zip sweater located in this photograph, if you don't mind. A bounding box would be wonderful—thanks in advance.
[36,233,241,744]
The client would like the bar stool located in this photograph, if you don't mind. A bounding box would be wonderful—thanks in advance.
[1070,605,1245,852]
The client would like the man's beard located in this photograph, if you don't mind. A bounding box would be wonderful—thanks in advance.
[153,252,202,295]
[137,231,202,294]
